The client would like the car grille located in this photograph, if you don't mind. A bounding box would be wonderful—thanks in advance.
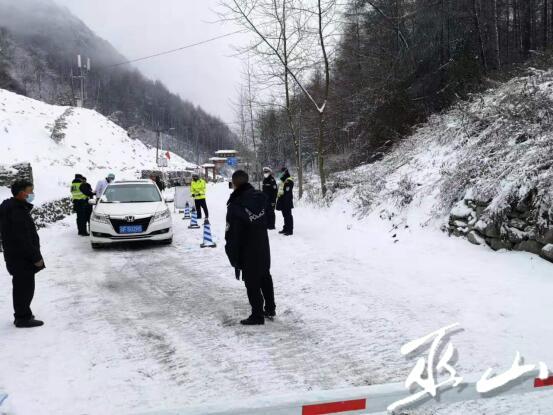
[110,216,152,234]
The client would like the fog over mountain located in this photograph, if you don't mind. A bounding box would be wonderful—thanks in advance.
[53,0,246,124]
[0,0,239,161]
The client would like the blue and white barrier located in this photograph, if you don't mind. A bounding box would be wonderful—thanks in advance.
[200,219,216,248]
[188,208,200,229]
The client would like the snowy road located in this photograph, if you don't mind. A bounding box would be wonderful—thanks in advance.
[1,183,553,414]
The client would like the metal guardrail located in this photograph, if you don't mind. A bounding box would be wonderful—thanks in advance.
[140,374,553,415]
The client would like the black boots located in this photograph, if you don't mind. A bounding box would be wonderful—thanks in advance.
[240,315,265,325]
[14,318,44,328]
[264,310,276,320]
[239,312,275,325]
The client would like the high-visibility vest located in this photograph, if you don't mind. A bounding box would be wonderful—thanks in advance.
[190,179,206,200]
[70,182,87,201]
[278,177,293,198]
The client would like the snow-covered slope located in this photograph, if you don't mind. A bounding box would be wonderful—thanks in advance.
[325,68,553,258]
[0,89,195,203]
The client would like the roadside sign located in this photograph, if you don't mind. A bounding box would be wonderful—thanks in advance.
[158,157,168,167]
[174,186,192,210]
[227,157,238,167]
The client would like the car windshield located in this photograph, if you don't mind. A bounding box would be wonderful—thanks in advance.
[102,184,161,203]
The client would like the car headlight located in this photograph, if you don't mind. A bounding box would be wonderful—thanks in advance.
[153,208,171,222]
[91,213,110,224]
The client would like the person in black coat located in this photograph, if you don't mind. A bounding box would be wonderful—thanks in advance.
[275,167,294,235]
[155,175,166,192]
[80,177,95,229]
[70,174,90,236]
[262,167,278,230]
[225,170,276,325]
[0,180,45,328]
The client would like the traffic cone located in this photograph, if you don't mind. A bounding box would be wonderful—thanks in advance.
[188,208,201,229]
[200,218,217,248]
[183,202,191,220]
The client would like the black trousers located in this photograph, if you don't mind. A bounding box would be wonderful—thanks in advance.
[282,208,294,234]
[194,199,209,219]
[243,271,276,318]
[266,204,276,229]
[74,200,88,234]
[85,203,93,226]
[12,271,35,320]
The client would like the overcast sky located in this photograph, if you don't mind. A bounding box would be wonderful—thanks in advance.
[54,0,247,124]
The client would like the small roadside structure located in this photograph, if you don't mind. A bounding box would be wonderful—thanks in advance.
[201,163,216,181]
[214,150,238,158]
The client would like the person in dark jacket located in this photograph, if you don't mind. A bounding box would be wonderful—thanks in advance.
[225,170,276,325]
[0,180,45,328]
[262,167,278,230]
[275,167,294,236]
[155,176,166,192]
[79,177,95,229]
[70,174,89,236]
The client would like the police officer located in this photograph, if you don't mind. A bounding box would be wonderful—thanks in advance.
[80,177,95,230]
[262,167,278,230]
[226,170,276,325]
[190,173,209,219]
[276,167,294,236]
[70,174,89,236]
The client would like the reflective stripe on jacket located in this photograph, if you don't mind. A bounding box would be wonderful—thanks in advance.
[70,182,87,201]
[191,179,207,200]
[277,177,293,198]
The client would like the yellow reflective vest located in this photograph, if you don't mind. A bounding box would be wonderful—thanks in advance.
[70,182,87,201]
[190,179,206,200]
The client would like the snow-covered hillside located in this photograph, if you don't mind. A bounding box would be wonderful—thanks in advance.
[325,68,553,259]
[0,88,195,202]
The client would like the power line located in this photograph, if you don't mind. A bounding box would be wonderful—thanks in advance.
[102,30,245,69]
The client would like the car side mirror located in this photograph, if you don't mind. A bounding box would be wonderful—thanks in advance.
[88,199,97,206]
[164,196,174,203]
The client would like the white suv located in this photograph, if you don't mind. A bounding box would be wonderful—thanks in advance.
[90,180,173,249]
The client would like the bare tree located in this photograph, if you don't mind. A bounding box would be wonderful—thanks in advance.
[222,0,338,197]
[492,0,501,69]
[473,0,488,71]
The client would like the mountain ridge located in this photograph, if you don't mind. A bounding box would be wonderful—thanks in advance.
[0,0,238,161]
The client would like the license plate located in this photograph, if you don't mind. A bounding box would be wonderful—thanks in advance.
[119,225,143,234]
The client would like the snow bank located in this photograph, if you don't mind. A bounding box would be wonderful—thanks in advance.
[0,88,195,203]
[323,68,553,259]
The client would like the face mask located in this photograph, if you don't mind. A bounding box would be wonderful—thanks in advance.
[26,193,35,204]
[264,173,270,178]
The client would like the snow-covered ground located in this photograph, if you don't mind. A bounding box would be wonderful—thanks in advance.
[0,183,552,414]
[0,89,195,203]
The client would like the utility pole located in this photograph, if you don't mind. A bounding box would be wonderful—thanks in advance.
[72,55,91,108]
[156,126,161,166]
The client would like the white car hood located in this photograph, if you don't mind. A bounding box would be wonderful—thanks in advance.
[95,202,165,217]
